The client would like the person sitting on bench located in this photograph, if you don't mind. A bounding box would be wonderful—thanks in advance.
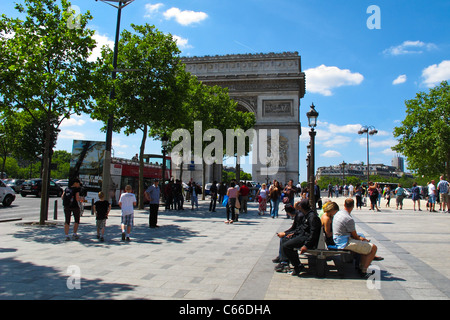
[321,201,340,246]
[272,203,304,267]
[333,198,378,278]
[275,199,321,276]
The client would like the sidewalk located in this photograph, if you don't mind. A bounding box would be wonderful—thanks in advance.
[1,196,449,301]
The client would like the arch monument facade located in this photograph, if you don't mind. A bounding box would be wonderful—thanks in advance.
[180,52,306,184]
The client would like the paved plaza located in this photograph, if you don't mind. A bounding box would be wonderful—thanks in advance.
[1,195,450,302]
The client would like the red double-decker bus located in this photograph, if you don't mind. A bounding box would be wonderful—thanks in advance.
[70,140,171,206]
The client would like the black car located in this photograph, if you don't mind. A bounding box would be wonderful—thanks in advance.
[20,179,63,198]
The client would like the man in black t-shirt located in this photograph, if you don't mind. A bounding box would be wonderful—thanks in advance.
[62,179,81,241]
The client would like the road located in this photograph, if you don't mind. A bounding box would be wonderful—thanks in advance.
[0,194,65,222]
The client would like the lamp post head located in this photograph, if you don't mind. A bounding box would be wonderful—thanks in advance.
[307,103,319,128]
[161,133,169,148]
[97,0,135,9]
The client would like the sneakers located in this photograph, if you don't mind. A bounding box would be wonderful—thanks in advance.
[288,265,305,276]
[274,263,290,273]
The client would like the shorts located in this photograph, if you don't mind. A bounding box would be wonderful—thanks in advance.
[345,238,373,255]
[121,214,134,227]
[96,219,107,230]
[64,207,80,225]
[428,194,436,204]
[440,193,449,204]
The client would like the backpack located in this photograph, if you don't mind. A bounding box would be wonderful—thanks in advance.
[63,187,77,208]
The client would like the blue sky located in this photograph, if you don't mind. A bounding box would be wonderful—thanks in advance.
[1,0,449,182]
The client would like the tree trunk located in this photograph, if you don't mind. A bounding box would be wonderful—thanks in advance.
[138,125,147,210]
[202,160,206,200]
[39,121,51,225]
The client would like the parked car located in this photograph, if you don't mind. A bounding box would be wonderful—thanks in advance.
[0,180,16,207]
[20,179,63,198]
[56,179,69,187]
[6,179,25,193]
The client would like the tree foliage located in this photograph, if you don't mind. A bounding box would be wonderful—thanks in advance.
[0,0,109,223]
[393,81,450,179]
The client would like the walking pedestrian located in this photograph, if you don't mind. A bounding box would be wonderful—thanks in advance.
[437,176,449,213]
[256,183,268,215]
[209,181,218,212]
[411,182,422,211]
[62,178,82,241]
[119,185,136,241]
[225,182,238,224]
[94,191,111,242]
[427,180,437,212]
[145,179,161,228]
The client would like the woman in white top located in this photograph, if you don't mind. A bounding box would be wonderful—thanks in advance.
[256,183,268,215]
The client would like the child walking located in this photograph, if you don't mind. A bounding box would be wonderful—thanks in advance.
[94,191,111,242]
[119,185,137,242]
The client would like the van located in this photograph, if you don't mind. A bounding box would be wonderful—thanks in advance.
[0,180,16,207]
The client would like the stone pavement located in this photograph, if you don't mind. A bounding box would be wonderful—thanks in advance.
[1,195,450,301]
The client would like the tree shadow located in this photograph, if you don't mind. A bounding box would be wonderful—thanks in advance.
[0,257,136,300]
[12,216,206,247]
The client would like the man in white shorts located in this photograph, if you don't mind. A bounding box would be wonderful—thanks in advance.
[333,198,378,278]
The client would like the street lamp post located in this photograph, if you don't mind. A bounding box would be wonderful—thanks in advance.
[340,160,347,186]
[307,103,319,211]
[161,133,169,185]
[97,0,134,201]
[358,126,378,185]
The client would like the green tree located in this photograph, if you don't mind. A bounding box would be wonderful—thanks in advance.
[0,0,109,224]
[393,81,450,179]
[95,23,184,209]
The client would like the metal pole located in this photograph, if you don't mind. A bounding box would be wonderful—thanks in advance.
[309,129,316,211]
[102,3,123,201]
[366,131,370,184]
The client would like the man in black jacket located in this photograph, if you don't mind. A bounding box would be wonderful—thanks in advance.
[273,203,304,268]
[275,199,321,276]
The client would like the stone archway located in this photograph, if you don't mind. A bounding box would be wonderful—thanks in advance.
[181,52,306,184]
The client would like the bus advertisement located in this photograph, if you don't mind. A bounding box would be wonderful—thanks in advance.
[69,140,171,206]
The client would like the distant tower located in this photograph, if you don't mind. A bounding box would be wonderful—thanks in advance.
[392,155,404,172]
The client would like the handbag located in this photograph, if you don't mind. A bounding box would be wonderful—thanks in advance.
[235,197,241,209]
[282,197,290,204]
[222,195,229,207]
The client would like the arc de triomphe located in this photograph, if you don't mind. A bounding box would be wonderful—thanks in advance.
[181,52,306,184]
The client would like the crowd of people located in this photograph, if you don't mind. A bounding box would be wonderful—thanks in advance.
[325,177,450,213]
[61,175,448,279]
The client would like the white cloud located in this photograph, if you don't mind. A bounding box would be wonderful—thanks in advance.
[383,40,437,56]
[381,148,397,157]
[60,115,86,128]
[421,60,450,88]
[321,150,342,158]
[163,7,208,26]
[393,74,407,85]
[59,130,86,140]
[172,35,193,50]
[144,3,164,18]
[304,65,364,96]
[89,32,114,62]
[357,138,397,149]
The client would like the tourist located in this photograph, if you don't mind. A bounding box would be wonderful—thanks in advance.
[411,182,422,211]
[437,176,449,213]
[395,183,406,210]
[333,198,378,278]
[119,185,137,241]
[256,183,268,215]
